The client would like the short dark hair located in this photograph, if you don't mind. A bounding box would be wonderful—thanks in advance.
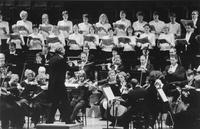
[136,11,144,17]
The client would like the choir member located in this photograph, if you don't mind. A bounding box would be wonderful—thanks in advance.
[57,10,73,38]
[191,10,200,35]
[158,26,175,70]
[95,13,112,38]
[28,25,45,51]
[184,23,198,69]
[149,11,166,36]
[167,12,181,38]
[16,10,32,35]
[7,25,25,50]
[132,11,147,36]
[136,24,156,50]
[84,26,99,50]
[39,13,53,40]
[114,10,131,36]
[99,28,117,59]
[0,12,9,50]
[68,24,84,56]
[47,26,65,53]
[78,14,92,35]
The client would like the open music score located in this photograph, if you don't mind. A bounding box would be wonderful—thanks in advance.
[65,83,79,89]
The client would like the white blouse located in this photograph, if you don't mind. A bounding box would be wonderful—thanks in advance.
[16,20,33,35]
[68,33,84,50]
[158,33,175,51]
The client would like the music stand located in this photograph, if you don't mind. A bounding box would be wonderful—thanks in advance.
[102,86,123,129]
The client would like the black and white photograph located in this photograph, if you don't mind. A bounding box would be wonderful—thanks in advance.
[0,0,200,129]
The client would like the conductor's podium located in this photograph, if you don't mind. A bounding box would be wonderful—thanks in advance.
[36,122,83,129]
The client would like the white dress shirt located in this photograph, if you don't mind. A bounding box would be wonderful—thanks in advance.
[78,22,92,35]
[149,20,166,34]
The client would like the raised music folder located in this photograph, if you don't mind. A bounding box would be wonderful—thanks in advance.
[113,23,126,30]
[101,38,114,46]
[84,35,96,42]
[16,25,29,33]
[58,26,70,32]
[118,37,131,44]
[46,37,60,43]
[136,37,149,44]
[180,19,194,28]
[157,39,170,44]
[39,26,52,33]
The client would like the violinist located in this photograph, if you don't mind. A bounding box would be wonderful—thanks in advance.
[135,55,153,74]
[70,70,96,123]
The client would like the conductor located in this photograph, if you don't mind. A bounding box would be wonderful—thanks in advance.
[46,45,72,124]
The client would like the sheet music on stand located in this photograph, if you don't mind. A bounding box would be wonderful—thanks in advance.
[102,86,115,101]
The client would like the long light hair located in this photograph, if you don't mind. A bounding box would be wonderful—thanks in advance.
[98,13,109,24]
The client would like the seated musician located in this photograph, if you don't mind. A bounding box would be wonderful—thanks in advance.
[57,10,73,38]
[39,13,53,40]
[20,69,38,100]
[0,12,9,50]
[116,71,131,95]
[95,13,112,38]
[117,78,150,129]
[7,24,25,50]
[113,10,131,36]
[135,55,153,74]
[68,24,84,56]
[107,54,125,73]
[41,45,53,67]
[4,42,23,75]
[47,26,65,53]
[16,10,32,36]
[1,73,26,129]
[70,70,96,123]
[167,12,181,38]
[78,14,92,35]
[149,11,166,37]
[136,24,156,50]
[132,11,147,36]
[28,25,45,51]
[158,26,175,70]
[173,88,200,129]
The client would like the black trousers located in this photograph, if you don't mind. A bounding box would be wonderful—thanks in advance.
[47,93,72,123]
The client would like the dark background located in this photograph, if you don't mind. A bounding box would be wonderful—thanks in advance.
[0,0,200,29]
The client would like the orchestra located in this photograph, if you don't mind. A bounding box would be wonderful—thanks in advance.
[0,8,200,129]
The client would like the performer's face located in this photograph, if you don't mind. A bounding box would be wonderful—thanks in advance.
[169,16,176,22]
[144,26,150,33]
[192,11,198,20]
[89,27,95,34]
[137,15,144,22]
[63,14,68,20]
[140,56,146,65]
[83,17,88,23]
[0,15,2,22]
[120,12,126,19]
[21,14,28,21]
[127,28,133,35]
[187,74,194,81]
[42,15,49,23]
[153,14,159,20]
[170,57,177,66]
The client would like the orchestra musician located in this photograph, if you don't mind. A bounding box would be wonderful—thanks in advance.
[16,10,33,36]
[173,88,200,129]
[70,70,96,123]
[46,44,72,124]
[135,55,153,74]
[78,14,92,35]
[0,12,9,50]
[117,78,150,129]
[132,11,147,36]
[0,53,25,129]
[4,42,23,76]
